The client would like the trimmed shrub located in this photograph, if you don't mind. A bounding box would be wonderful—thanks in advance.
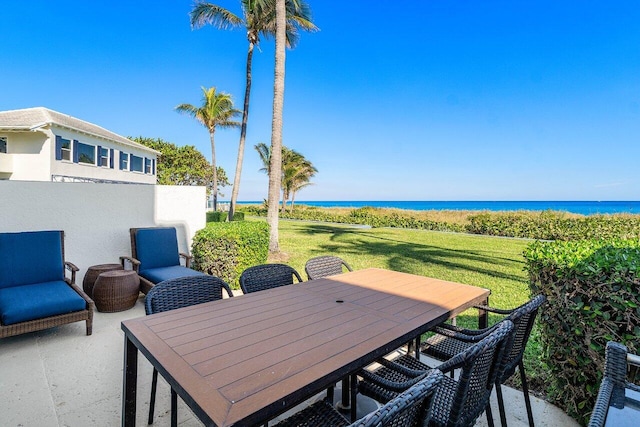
[191,221,269,289]
[524,238,640,425]
[206,211,246,222]
[468,211,640,240]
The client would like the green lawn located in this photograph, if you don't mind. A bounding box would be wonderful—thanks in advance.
[263,218,547,391]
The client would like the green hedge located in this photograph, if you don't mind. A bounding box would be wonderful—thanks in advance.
[191,220,268,289]
[468,211,640,240]
[206,211,245,222]
[239,205,464,232]
[524,239,640,425]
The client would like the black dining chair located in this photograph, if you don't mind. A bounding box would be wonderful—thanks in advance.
[305,255,353,280]
[145,275,234,426]
[420,294,546,427]
[357,320,514,427]
[239,263,303,294]
[273,369,443,427]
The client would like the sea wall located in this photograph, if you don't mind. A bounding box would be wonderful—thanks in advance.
[0,181,206,281]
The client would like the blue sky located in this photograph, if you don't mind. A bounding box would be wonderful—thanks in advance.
[3,0,640,201]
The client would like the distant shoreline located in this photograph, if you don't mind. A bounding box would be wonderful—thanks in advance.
[232,200,640,216]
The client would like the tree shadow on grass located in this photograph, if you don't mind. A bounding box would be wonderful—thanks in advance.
[299,224,526,283]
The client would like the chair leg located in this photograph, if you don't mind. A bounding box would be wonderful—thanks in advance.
[486,401,495,427]
[519,361,535,427]
[148,368,158,424]
[496,384,507,427]
[171,389,177,427]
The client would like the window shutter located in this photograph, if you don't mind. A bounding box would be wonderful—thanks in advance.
[73,140,79,163]
[97,145,102,166]
[110,149,114,168]
[55,136,62,161]
[152,159,156,175]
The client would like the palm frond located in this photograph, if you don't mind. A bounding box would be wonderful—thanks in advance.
[190,1,243,30]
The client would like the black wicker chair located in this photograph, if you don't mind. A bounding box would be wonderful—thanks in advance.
[305,255,353,280]
[357,320,514,427]
[239,263,303,294]
[144,275,233,425]
[589,341,640,427]
[420,294,546,427]
[273,369,443,427]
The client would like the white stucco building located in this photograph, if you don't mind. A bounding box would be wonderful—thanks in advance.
[0,107,158,183]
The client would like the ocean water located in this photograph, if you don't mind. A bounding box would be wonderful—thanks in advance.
[236,201,640,216]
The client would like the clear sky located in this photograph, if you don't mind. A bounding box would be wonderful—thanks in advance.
[3,1,640,201]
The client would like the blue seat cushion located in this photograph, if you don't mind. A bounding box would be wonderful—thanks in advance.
[139,266,205,284]
[0,231,65,289]
[135,228,181,270]
[0,281,87,326]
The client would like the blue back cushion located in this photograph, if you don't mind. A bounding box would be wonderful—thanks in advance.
[0,231,65,289]
[135,228,180,271]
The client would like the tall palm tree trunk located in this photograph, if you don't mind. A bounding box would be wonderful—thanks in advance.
[267,0,287,253]
[210,131,218,211]
[228,41,255,221]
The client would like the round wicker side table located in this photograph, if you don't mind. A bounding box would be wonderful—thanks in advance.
[93,270,140,312]
[83,263,123,298]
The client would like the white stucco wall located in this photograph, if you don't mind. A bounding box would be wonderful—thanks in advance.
[3,132,51,181]
[0,181,206,282]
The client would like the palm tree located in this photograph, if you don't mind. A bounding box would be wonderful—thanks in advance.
[190,0,317,222]
[285,154,316,212]
[254,143,316,212]
[266,0,287,253]
[175,87,241,211]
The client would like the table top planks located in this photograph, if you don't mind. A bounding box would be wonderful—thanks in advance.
[122,268,489,426]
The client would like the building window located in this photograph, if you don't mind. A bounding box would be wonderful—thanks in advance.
[60,138,71,161]
[130,154,143,172]
[145,158,152,174]
[77,142,95,165]
[120,152,129,170]
[99,147,109,167]
[0,137,7,153]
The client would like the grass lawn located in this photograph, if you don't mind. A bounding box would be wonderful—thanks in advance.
[261,218,547,393]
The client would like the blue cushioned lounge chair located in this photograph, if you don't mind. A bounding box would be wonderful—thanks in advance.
[0,230,94,338]
[121,227,205,294]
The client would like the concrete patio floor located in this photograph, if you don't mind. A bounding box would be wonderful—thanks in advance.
[1,296,579,426]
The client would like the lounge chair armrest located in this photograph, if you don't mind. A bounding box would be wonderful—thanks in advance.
[120,256,141,272]
[473,304,512,315]
[68,281,95,307]
[179,252,192,268]
[64,261,79,284]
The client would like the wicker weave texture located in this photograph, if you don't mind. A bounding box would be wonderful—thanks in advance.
[145,275,233,315]
[275,370,443,427]
[589,341,640,427]
[305,256,353,280]
[93,270,140,312]
[82,263,123,298]
[239,263,303,294]
[359,321,514,427]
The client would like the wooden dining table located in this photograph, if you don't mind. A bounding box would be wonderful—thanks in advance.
[121,268,490,427]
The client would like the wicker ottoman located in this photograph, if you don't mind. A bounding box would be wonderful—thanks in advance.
[93,270,140,312]
[83,263,123,298]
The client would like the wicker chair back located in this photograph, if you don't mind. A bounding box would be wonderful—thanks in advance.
[145,275,233,315]
[239,264,303,294]
[305,255,353,280]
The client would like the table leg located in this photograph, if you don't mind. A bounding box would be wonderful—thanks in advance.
[336,378,350,411]
[122,335,138,427]
[478,297,489,329]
